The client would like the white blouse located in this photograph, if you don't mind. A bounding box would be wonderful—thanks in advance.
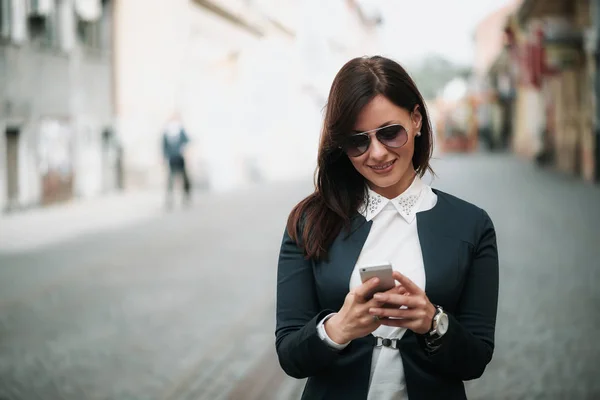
[317,175,438,399]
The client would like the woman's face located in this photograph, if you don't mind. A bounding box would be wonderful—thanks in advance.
[347,94,422,199]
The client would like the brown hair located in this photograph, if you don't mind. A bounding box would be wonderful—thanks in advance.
[287,56,434,261]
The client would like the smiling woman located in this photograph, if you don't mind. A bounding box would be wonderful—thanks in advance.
[289,55,434,259]
[275,56,499,400]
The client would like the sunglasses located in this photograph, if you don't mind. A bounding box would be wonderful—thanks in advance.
[341,124,409,157]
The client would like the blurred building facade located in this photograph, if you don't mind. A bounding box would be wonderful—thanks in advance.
[0,0,383,210]
[514,0,596,182]
[471,0,522,152]
[114,0,381,193]
[0,0,119,212]
[433,76,476,153]
[472,0,599,183]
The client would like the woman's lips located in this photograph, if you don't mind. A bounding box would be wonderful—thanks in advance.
[368,159,396,173]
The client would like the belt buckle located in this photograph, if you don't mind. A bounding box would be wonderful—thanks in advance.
[375,336,398,349]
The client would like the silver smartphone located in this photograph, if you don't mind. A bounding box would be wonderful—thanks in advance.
[359,262,396,300]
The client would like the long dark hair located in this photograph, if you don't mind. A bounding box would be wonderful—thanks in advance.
[287,56,434,261]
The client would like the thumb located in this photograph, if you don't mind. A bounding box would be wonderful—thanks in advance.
[354,277,380,299]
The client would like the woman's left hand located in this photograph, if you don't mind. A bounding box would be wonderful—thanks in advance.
[368,271,437,335]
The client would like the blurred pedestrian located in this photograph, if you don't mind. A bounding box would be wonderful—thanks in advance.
[275,56,499,399]
[162,115,191,208]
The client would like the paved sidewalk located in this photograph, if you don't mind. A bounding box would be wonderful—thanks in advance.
[1,154,599,399]
[0,190,167,253]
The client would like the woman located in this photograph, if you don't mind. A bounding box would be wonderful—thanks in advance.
[275,56,499,400]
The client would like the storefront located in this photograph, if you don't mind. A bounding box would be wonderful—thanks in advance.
[516,0,596,181]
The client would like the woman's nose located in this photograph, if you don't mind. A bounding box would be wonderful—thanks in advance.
[368,134,388,159]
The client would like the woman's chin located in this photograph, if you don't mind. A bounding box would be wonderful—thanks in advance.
[367,173,403,190]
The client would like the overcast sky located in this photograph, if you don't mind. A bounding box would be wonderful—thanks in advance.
[363,0,515,65]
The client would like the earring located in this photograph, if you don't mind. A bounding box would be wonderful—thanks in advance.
[416,131,421,137]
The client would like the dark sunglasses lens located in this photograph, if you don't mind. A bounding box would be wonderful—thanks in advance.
[376,125,407,148]
[343,135,370,157]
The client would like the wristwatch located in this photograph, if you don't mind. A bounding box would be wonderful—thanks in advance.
[428,305,449,339]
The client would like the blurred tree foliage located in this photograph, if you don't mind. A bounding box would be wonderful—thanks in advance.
[406,54,471,100]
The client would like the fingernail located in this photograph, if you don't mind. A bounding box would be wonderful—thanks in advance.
[373,294,384,300]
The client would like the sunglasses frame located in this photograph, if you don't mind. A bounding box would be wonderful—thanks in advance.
[341,123,409,157]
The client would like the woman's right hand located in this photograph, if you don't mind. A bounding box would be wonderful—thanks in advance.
[324,277,403,344]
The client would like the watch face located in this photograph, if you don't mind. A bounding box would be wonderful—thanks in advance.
[438,314,449,335]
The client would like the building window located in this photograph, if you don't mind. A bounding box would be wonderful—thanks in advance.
[26,5,59,48]
[27,14,45,36]
[75,0,109,51]
[76,18,101,48]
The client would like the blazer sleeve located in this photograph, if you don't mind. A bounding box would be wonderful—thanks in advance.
[417,208,499,380]
[275,228,344,379]
[180,129,190,145]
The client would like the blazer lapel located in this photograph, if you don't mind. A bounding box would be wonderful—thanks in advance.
[313,214,372,310]
[416,190,463,308]
[416,210,442,303]
[343,214,373,281]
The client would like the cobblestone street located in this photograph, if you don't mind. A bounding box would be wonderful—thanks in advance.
[0,153,599,400]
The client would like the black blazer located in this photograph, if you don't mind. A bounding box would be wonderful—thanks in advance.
[275,189,499,400]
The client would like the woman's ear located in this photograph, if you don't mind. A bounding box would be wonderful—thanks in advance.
[412,105,423,131]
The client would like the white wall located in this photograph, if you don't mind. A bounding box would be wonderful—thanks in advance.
[236,36,321,183]
[115,0,263,190]
[114,0,188,188]
[115,0,382,192]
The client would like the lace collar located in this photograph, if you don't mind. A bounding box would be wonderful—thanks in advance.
[359,176,426,223]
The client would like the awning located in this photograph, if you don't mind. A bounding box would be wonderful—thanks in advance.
[75,0,102,22]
